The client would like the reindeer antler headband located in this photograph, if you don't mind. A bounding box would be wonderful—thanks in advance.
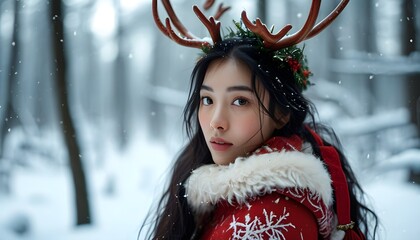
[153,0,349,90]
[153,0,349,49]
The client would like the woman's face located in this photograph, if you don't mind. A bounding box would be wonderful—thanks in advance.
[198,58,278,165]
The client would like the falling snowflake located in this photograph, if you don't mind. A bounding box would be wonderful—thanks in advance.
[228,208,295,240]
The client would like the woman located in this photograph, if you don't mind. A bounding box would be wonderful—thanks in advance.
[142,0,378,239]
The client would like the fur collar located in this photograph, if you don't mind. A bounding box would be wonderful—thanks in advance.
[185,149,332,214]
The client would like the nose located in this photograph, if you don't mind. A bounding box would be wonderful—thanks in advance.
[210,106,228,131]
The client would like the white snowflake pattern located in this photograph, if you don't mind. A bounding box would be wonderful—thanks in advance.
[283,187,332,237]
[228,207,295,240]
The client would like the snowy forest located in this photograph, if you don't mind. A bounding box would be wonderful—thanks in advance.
[0,0,419,239]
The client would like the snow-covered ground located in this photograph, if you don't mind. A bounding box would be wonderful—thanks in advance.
[366,173,420,240]
[0,130,171,240]
[0,131,419,240]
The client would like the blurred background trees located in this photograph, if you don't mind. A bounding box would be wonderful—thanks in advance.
[0,0,419,234]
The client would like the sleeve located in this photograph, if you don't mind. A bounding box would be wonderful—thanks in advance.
[202,192,319,240]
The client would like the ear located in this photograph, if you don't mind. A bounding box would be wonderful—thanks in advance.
[275,113,290,129]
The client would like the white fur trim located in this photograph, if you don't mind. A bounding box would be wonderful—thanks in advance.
[185,150,332,214]
[330,230,345,240]
[330,214,345,240]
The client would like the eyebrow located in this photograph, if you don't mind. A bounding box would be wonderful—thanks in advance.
[201,84,253,92]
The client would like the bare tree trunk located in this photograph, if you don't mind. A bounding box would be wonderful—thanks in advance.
[114,0,128,149]
[50,0,91,225]
[1,0,21,156]
[0,0,22,194]
[257,0,267,22]
[402,0,419,131]
[403,0,420,184]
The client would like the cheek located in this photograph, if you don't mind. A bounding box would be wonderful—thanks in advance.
[198,110,208,130]
[235,112,275,142]
[235,113,262,136]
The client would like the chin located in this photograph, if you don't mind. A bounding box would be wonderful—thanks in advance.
[212,157,235,165]
[212,157,227,165]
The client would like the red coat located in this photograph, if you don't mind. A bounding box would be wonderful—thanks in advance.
[186,136,346,239]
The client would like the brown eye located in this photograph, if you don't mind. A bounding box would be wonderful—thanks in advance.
[233,98,248,106]
[201,97,213,106]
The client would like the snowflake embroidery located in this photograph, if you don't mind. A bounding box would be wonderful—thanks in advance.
[228,207,295,240]
[282,187,332,237]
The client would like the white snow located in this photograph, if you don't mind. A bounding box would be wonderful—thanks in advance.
[364,169,420,240]
[0,130,171,240]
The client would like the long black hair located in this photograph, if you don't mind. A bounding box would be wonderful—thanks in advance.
[140,37,378,239]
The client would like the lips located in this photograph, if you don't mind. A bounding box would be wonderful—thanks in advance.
[210,137,233,151]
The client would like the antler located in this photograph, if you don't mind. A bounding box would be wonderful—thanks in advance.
[242,0,350,49]
[203,0,231,18]
[152,0,230,49]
